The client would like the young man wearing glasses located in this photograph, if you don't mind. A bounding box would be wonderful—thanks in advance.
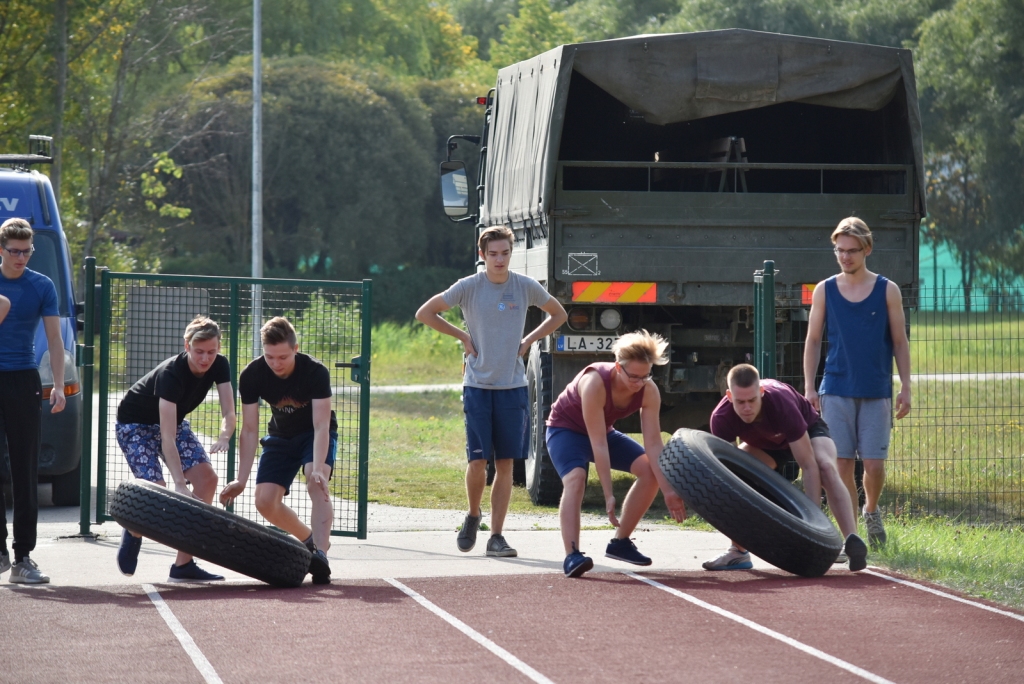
[804,217,911,549]
[545,330,687,577]
[417,226,567,558]
[0,218,66,584]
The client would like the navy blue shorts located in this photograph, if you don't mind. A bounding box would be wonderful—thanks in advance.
[463,386,529,462]
[545,426,646,479]
[255,430,337,496]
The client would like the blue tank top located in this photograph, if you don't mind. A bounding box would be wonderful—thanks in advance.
[819,275,894,398]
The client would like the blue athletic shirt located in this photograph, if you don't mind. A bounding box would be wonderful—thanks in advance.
[0,268,59,371]
[819,275,894,399]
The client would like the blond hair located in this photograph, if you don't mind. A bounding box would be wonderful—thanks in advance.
[831,217,873,250]
[612,329,669,366]
[1,218,33,247]
[727,363,760,389]
[260,316,297,347]
[478,226,514,253]
[183,316,221,345]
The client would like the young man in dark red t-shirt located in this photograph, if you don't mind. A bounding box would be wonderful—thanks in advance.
[705,364,867,572]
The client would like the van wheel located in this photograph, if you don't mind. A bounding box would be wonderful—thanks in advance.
[526,343,561,505]
[51,464,81,506]
[659,429,843,577]
[109,480,311,587]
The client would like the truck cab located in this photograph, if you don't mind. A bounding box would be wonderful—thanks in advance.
[1,136,83,506]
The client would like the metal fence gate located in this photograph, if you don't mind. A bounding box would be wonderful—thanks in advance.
[87,268,371,538]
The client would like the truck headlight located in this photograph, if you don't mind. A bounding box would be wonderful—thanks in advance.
[598,308,621,330]
[38,349,81,398]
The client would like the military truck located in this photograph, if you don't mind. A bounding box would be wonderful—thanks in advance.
[440,29,924,504]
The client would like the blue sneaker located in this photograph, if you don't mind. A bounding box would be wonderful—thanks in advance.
[563,550,594,578]
[117,529,142,576]
[168,560,224,583]
[605,537,652,566]
[309,549,331,585]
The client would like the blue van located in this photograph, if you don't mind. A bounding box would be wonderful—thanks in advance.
[0,136,82,506]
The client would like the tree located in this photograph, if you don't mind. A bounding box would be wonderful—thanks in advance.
[489,0,576,67]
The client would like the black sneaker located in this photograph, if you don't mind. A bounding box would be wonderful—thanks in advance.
[457,514,480,552]
[563,550,594,578]
[845,533,868,572]
[605,537,652,566]
[168,560,225,583]
[309,549,331,585]
[485,534,517,557]
[117,528,143,577]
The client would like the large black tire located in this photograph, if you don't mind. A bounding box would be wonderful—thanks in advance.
[109,480,311,587]
[660,429,843,577]
[50,463,82,506]
[526,343,562,505]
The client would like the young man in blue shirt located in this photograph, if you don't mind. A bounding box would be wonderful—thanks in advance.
[0,218,67,584]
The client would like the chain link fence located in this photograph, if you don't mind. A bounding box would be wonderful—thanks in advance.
[94,272,371,537]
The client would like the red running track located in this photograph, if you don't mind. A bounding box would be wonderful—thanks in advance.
[1,568,1021,683]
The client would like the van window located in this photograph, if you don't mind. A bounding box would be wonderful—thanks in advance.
[26,231,69,316]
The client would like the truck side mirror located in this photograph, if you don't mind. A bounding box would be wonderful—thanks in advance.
[439,161,470,218]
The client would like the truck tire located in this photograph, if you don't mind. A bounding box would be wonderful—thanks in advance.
[659,429,843,577]
[109,480,311,587]
[526,343,562,505]
[50,463,81,506]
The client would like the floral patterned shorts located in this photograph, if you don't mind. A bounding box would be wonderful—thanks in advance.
[115,420,210,483]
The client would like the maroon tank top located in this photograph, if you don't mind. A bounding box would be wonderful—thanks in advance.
[546,362,645,434]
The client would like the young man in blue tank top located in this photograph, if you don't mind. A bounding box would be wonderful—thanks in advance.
[804,217,912,549]
[417,226,567,558]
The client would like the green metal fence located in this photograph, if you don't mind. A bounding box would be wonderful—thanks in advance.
[89,269,371,538]
[754,265,1023,525]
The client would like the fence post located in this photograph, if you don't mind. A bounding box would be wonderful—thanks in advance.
[78,257,96,535]
[96,269,111,517]
[754,260,777,379]
[226,282,240,512]
[357,279,372,539]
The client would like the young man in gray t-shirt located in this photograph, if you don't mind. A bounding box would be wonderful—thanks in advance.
[416,226,566,557]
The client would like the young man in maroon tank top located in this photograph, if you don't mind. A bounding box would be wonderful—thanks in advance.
[804,217,911,550]
[545,330,686,578]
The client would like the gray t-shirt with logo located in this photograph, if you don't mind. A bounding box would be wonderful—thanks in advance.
[443,271,551,389]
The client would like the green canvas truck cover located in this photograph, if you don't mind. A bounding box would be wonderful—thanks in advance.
[482,28,926,227]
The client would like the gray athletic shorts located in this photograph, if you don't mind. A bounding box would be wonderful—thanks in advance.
[820,394,891,460]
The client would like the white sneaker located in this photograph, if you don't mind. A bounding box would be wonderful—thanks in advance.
[9,557,50,584]
[702,547,753,571]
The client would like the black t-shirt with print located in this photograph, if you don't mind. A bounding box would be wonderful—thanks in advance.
[117,353,231,425]
[238,352,337,438]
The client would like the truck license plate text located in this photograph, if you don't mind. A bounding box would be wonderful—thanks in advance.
[557,335,618,352]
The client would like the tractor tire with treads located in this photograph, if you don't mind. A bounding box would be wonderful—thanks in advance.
[109,480,311,587]
[659,429,843,577]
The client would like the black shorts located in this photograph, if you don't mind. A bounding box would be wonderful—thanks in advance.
[762,417,831,468]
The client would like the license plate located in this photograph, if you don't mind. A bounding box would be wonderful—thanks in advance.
[556,335,618,352]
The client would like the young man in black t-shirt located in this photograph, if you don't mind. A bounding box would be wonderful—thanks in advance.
[219,317,336,584]
[114,316,236,581]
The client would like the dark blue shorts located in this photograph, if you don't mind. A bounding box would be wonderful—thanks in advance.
[545,426,646,479]
[255,430,337,496]
[463,386,529,462]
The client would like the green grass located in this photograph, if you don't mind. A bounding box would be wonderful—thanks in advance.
[908,310,1024,374]
[871,516,1024,610]
[370,320,463,385]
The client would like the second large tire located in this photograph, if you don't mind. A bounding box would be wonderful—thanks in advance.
[109,480,311,587]
[660,429,843,577]
[525,343,562,505]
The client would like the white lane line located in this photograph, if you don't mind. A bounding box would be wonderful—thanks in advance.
[623,572,895,684]
[862,569,1024,623]
[142,584,224,684]
[384,578,555,684]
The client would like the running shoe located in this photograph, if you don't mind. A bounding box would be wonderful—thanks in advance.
[702,547,753,571]
[845,533,868,572]
[457,514,480,552]
[485,534,517,557]
[563,550,594,578]
[168,560,225,583]
[117,528,143,576]
[834,550,848,564]
[9,557,50,584]
[309,549,332,585]
[863,509,887,549]
[605,537,652,566]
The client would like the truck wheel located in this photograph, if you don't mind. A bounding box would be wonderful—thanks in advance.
[659,429,843,577]
[109,480,311,587]
[526,343,562,505]
[50,463,81,506]
[486,459,526,487]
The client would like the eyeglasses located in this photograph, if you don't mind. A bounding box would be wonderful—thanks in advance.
[3,246,34,258]
[618,363,652,382]
[833,247,864,257]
